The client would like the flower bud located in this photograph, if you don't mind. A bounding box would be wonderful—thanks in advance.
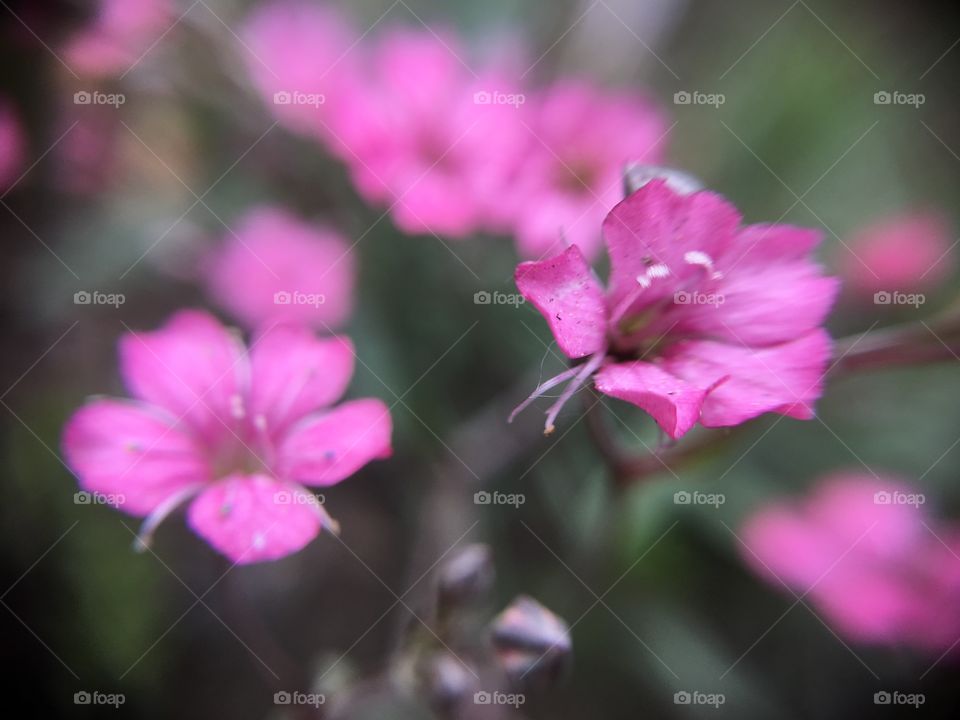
[490,595,571,690]
[437,543,495,613]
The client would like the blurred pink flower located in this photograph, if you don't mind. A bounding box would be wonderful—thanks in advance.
[204,206,355,332]
[740,472,960,650]
[55,105,121,194]
[0,100,25,191]
[332,28,529,238]
[63,311,392,563]
[841,212,955,296]
[505,81,669,259]
[63,0,172,76]
[240,0,363,140]
[512,180,838,438]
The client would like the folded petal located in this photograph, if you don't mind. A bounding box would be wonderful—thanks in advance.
[249,326,354,436]
[594,360,707,439]
[187,474,325,564]
[663,330,833,427]
[277,399,392,486]
[604,180,740,314]
[62,399,210,516]
[119,310,248,446]
[514,244,607,359]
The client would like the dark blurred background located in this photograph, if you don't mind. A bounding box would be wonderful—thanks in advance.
[3,0,960,717]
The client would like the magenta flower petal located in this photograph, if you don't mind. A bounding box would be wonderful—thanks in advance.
[594,361,707,439]
[187,474,325,564]
[249,326,355,436]
[204,206,355,331]
[603,180,741,313]
[62,399,210,516]
[278,399,393,486]
[0,100,24,191]
[663,330,833,427]
[119,310,247,446]
[515,245,607,359]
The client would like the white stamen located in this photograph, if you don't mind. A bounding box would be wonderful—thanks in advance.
[684,250,714,268]
[647,263,671,279]
[636,274,652,289]
[230,393,246,419]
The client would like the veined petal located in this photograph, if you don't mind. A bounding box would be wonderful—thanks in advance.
[514,244,607,359]
[249,326,354,436]
[187,474,326,564]
[277,399,393,486]
[62,399,211,516]
[594,360,707,439]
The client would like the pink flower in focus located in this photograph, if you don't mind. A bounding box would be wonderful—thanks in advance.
[0,101,25,191]
[512,180,839,438]
[62,311,392,563]
[204,206,355,331]
[63,0,171,76]
[506,81,669,259]
[740,473,960,650]
[332,28,528,238]
[241,0,363,140]
[841,212,954,296]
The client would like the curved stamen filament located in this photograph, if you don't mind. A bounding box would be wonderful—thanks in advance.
[543,352,605,435]
[508,366,580,424]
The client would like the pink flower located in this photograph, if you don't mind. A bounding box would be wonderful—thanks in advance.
[0,100,25,191]
[505,81,669,259]
[512,180,839,438]
[841,212,954,296]
[203,206,355,332]
[740,472,960,650]
[240,0,364,141]
[63,0,172,77]
[332,28,528,238]
[62,311,392,564]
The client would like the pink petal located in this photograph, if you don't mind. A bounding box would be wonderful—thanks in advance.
[680,262,839,345]
[594,360,707,439]
[514,244,607,359]
[249,326,355,436]
[62,399,210,516]
[187,474,325,564]
[119,310,248,446]
[663,330,833,427]
[723,224,823,265]
[603,180,741,314]
[277,399,393,486]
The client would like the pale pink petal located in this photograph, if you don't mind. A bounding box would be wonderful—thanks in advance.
[278,399,392,486]
[594,360,707,439]
[119,310,247,445]
[603,180,741,314]
[62,399,210,516]
[204,206,355,331]
[187,474,324,563]
[514,245,607,359]
[249,326,354,435]
[663,330,833,426]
